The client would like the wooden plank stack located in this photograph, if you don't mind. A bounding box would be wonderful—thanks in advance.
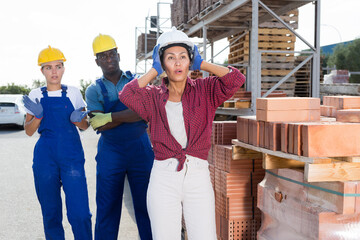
[228,10,298,97]
[221,90,287,110]
[294,55,325,97]
[209,121,264,240]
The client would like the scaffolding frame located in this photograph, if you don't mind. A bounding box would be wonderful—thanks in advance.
[135,0,320,114]
[183,0,320,113]
[135,2,172,76]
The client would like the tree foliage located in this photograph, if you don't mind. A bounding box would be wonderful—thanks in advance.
[0,83,31,95]
[79,79,93,99]
[328,38,360,83]
[0,79,93,98]
[32,79,46,88]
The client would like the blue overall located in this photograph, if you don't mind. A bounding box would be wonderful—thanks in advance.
[95,78,154,240]
[32,85,92,240]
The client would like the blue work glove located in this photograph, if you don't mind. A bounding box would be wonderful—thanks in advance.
[190,45,203,71]
[23,95,43,119]
[70,107,90,123]
[152,44,163,76]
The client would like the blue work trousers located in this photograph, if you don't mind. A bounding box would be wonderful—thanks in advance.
[33,137,92,240]
[95,132,154,240]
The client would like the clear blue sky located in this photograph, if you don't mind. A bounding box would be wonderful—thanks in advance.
[0,0,359,87]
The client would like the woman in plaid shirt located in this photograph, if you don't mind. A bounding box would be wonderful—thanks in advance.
[119,27,245,240]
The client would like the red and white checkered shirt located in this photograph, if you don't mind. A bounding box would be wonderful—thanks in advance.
[119,66,245,171]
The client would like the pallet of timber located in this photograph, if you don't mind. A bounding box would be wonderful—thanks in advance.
[223,99,251,109]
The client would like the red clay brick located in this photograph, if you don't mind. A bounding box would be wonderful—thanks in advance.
[336,109,360,123]
[293,123,302,155]
[281,123,288,153]
[248,118,259,146]
[256,97,320,111]
[302,122,360,157]
[323,96,360,109]
[287,124,294,154]
[256,109,320,122]
[258,121,265,148]
[320,105,337,117]
[268,122,282,151]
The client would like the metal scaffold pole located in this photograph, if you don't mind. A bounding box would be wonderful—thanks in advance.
[250,0,260,113]
[312,0,321,98]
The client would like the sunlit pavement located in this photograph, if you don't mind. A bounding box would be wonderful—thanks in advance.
[0,127,139,239]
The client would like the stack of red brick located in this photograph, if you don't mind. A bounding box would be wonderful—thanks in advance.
[322,96,360,123]
[237,96,360,158]
[257,169,360,239]
[209,121,264,240]
[234,96,360,239]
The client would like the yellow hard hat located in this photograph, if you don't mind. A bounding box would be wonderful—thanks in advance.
[92,34,117,56]
[38,46,66,66]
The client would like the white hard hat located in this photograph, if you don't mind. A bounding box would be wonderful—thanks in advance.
[157,27,194,53]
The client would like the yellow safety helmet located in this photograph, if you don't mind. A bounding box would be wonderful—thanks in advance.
[92,34,117,56]
[38,46,66,66]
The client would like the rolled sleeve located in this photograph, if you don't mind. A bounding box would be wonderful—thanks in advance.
[119,79,152,122]
[207,66,246,107]
[85,85,104,112]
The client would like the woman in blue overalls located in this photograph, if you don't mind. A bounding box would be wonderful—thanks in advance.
[23,46,92,240]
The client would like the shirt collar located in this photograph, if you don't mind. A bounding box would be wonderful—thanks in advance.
[101,70,134,83]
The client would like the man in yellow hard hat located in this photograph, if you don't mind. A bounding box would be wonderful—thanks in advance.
[23,46,92,239]
[85,34,153,239]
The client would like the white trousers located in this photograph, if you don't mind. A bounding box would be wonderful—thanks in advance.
[147,155,217,240]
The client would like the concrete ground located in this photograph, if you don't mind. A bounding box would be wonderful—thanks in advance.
[0,126,139,239]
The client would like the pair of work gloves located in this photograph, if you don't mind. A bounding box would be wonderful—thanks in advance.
[152,44,204,76]
[22,95,89,123]
[86,44,205,129]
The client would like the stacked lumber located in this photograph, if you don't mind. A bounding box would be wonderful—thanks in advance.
[222,90,287,109]
[227,10,298,97]
[209,121,264,240]
[294,55,311,97]
[257,168,360,239]
[294,55,324,97]
[136,32,157,57]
